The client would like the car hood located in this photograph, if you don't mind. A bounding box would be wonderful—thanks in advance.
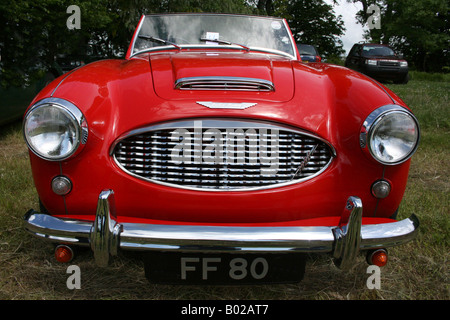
[149,52,295,102]
[42,56,403,151]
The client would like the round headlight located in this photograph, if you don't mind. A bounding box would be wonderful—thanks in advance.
[24,98,86,161]
[364,106,419,165]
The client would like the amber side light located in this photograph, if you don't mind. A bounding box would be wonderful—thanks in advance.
[367,249,388,267]
[55,245,74,263]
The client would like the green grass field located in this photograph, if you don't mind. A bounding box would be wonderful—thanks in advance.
[0,78,448,300]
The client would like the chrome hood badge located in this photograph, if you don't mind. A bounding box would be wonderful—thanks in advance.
[197,101,257,109]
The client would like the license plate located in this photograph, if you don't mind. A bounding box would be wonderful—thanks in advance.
[144,252,306,284]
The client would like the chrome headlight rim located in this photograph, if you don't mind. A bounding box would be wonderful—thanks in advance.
[23,97,87,161]
[361,105,420,165]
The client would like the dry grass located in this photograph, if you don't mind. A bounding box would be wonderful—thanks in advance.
[0,79,448,301]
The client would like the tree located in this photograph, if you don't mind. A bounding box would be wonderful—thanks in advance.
[252,0,346,58]
[0,0,117,87]
[347,0,450,72]
[113,0,346,58]
[282,0,346,57]
[1,0,347,88]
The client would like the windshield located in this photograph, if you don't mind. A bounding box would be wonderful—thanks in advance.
[131,14,296,58]
[297,44,317,55]
[362,45,396,57]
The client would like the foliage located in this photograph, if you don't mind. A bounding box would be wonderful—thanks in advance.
[272,0,346,57]
[0,0,348,88]
[347,0,450,72]
[410,71,450,83]
[0,0,116,87]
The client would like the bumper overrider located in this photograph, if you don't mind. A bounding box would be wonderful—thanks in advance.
[23,190,419,270]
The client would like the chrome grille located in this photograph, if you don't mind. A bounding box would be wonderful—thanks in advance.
[379,60,399,67]
[175,77,274,92]
[113,119,334,191]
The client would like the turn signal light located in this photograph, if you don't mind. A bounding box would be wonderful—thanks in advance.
[55,245,74,263]
[367,249,388,267]
[51,176,72,196]
[371,180,391,199]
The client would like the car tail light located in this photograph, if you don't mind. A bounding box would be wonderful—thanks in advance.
[316,56,321,62]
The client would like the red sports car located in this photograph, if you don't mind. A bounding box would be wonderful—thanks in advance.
[23,13,420,284]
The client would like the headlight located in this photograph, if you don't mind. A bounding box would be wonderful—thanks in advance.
[361,105,419,165]
[400,61,408,67]
[24,98,87,161]
[366,60,377,66]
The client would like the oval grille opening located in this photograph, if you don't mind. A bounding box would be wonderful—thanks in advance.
[113,119,334,191]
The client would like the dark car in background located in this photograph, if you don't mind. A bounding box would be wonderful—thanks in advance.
[297,44,321,62]
[345,43,409,84]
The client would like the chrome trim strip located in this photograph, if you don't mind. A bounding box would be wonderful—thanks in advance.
[134,46,297,60]
[128,15,146,58]
[110,118,336,192]
[111,118,328,139]
[24,194,419,269]
[50,69,78,97]
[175,77,275,91]
[282,19,299,60]
[368,77,397,104]
[197,102,258,109]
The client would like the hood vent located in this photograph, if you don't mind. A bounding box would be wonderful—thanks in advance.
[175,77,275,92]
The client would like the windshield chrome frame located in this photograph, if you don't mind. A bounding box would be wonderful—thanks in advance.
[128,14,298,60]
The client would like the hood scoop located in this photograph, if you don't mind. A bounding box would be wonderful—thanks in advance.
[174,76,275,92]
[149,52,294,102]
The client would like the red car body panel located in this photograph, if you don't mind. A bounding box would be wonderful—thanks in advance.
[28,51,411,225]
[22,14,420,276]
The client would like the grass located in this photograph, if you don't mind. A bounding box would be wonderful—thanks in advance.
[0,78,448,301]
[409,71,450,83]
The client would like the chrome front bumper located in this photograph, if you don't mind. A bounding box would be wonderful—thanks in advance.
[24,190,419,270]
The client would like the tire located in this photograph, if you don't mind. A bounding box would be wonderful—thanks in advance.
[394,73,409,84]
